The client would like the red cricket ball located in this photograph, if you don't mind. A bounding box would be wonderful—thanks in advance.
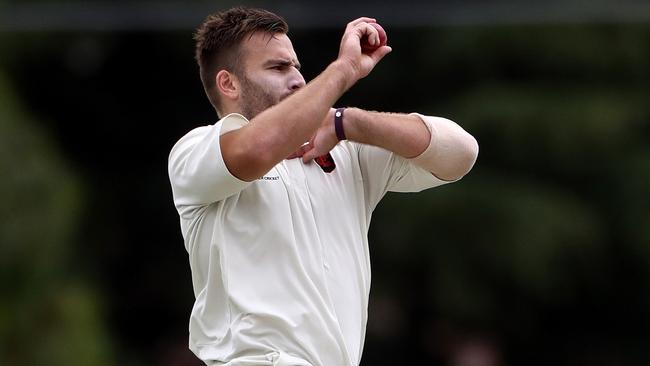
[361,22,388,53]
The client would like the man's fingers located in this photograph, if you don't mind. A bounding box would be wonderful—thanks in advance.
[370,45,392,62]
[347,17,376,28]
[354,22,379,45]
[302,149,317,163]
[301,143,323,163]
[364,23,380,46]
[286,149,304,159]
[286,143,311,159]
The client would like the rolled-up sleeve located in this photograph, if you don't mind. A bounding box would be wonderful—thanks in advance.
[168,114,251,212]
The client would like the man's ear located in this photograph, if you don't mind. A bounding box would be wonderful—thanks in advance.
[215,70,240,102]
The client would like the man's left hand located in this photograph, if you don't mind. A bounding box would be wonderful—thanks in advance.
[300,108,339,163]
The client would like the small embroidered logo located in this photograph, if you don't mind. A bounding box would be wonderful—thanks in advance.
[259,176,279,181]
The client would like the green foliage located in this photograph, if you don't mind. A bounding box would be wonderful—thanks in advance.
[0,72,113,366]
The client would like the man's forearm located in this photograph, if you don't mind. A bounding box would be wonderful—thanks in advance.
[344,108,430,158]
[344,108,479,181]
[249,61,354,156]
[221,61,356,181]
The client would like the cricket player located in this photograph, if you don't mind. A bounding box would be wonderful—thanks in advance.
[168,6,478,366]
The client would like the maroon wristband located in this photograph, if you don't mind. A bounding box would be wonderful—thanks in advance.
[334,107,346,141]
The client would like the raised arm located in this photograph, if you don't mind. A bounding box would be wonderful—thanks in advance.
[300,108,479,181]
[221,18,392,181]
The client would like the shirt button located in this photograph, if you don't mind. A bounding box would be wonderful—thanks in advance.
[323,262,330,270]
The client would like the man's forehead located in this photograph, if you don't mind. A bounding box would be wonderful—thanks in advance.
[242,32,299,63]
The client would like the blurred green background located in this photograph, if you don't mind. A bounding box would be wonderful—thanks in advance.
[1,1,649,365]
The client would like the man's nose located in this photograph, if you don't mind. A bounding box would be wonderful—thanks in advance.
[290,72,306,91]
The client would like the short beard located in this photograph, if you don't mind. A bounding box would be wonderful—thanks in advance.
[239,74,279,120]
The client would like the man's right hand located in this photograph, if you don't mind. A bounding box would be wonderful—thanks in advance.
[337,17,392,84]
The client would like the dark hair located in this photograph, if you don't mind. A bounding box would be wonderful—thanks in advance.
[194,7,289,111]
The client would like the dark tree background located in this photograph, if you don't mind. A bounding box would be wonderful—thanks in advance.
[1,1,649,365]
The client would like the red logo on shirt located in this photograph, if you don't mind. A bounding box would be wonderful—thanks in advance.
[315,153,336,173]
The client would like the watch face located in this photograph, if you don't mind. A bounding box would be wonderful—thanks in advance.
[315,152,336,173]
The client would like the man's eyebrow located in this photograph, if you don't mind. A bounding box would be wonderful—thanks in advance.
[263,59,301,70]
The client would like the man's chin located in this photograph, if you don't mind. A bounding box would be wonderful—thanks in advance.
[241,96,287,119]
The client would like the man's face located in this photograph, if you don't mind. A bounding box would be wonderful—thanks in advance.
[237,32,305,119]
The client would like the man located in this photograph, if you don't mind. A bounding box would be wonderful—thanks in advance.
[169,7,478,366]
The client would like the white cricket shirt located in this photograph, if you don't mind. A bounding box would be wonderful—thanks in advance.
[168,113,448,366]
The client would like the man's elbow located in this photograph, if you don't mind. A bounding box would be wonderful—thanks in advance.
[409,115,479,181]
[423,129,478,182]
[439,133,479,181]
